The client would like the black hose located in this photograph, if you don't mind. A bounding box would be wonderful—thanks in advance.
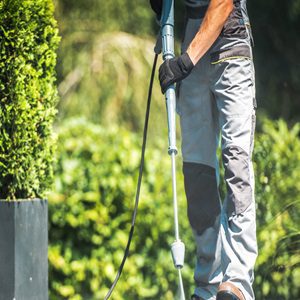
[104,53,159,300]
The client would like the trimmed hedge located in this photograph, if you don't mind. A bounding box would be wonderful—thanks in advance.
[0,0,60,199]
[49,117,300,299]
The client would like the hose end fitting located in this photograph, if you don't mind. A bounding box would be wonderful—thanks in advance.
[171,240,185,269]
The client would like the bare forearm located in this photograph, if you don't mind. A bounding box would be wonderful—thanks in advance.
[186,0,233,65]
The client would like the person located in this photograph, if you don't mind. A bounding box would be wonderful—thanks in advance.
[150,0,257,299]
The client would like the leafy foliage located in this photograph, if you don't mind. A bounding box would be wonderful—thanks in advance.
[49,118,195,299]
[0,0,60,199]
[253,119,300,299]
[54,0,155,37]
[56,32,166,137]
[49,117,300,299]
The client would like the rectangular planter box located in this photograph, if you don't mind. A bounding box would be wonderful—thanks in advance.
[0,199,48,300]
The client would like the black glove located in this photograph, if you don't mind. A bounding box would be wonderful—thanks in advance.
[159,52,194,94]
[150,0,162,18]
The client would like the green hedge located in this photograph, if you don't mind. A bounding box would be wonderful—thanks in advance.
[49,118,300,299]
[0,0,60,199]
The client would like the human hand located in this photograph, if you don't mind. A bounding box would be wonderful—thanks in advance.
[159,52,194,94]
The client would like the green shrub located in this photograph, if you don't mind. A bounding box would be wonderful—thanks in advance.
[253,119,300,299]
[49,118,195,299]
[49,117,300,299]
[0,0,60,199]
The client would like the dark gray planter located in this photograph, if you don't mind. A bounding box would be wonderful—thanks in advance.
[0,199,48,300]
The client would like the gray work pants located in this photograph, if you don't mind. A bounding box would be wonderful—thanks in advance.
[178,18,258,300]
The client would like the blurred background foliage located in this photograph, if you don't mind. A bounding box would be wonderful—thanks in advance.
[48,118,300,299]
[47,0,300,299]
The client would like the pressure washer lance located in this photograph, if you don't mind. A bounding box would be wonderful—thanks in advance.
[161,1,186,299]
[104,1,185,299]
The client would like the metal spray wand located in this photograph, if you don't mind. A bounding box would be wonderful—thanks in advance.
[161,1,186,299]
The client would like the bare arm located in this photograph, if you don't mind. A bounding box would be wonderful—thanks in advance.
[186,0,234,65]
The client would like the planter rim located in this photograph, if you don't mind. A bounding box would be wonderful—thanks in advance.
[0,198,47,202]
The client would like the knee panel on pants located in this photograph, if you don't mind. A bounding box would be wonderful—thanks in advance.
[183,162,221,235]
[222,146,253,215]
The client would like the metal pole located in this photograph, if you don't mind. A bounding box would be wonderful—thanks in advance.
[161,1,185,299]
[161,0,180,243]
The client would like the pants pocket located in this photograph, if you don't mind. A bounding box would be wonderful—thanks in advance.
[210,45,251,65]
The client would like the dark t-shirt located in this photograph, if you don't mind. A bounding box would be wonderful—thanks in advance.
[184,0,210,7]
